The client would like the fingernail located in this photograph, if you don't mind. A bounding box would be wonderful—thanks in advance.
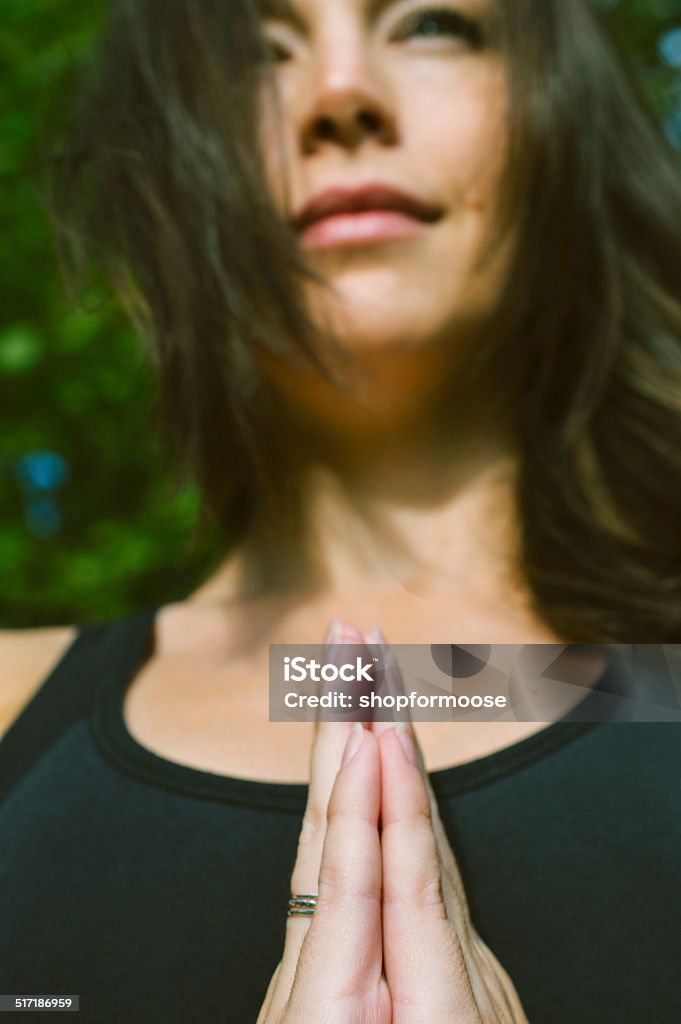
[367,626,398,667]
[341,722,365,766]
[324,619,343,645]
[337,622,364,644]
[396,721,418,766]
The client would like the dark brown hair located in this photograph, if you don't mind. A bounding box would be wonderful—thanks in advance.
[50,0,681,641]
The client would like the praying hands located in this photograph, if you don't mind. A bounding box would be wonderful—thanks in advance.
[256,624,529,1024]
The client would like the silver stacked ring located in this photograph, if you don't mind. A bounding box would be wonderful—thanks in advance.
[287,894,318,918]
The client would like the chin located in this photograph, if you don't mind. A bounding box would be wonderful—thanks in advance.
[311,293,452,349]
[318,305,478,364]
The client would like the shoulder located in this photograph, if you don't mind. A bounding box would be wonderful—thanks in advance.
[0,625,77,742]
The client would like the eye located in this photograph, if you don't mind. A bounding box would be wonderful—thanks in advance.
[257,4,487,66]
[393,7,485,50]
[258,37,293,65]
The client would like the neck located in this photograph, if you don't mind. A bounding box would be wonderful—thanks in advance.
[197,365,527,612]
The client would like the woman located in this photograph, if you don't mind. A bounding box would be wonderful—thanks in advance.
[1,0,680,1020]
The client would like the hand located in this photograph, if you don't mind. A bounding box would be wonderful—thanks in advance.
[368,625,530,1024]
[257,622,529,1024]
[256,626,391,1024]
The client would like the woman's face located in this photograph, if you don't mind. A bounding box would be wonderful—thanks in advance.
[258,0,513,361]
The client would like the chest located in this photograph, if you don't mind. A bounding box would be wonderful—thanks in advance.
[122,653,576,783]
[121,598,577,783]
[1,721,677,1024]
[122,647,606,782]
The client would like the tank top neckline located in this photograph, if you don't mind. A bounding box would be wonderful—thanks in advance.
[87,603,616,814]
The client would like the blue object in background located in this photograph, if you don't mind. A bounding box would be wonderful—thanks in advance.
[25,499,62,538]
[657,27,681,149]
[659,27,681,69]
[13,452,69,492]
[12,452,70,537]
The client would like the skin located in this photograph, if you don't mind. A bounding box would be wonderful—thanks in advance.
[208,0,547,619]
[250,2,534,1016]
[257,0,512,363]
[257,623,529,1022]
[0,2,630,1015]
[162,0,567,797]
[0,0,601,1011]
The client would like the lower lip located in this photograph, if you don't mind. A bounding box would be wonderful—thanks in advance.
[299,210,429,250]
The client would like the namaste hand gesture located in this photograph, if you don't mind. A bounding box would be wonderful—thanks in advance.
[257,622,530,1024]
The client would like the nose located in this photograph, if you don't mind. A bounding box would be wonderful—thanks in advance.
[298,41,398,153]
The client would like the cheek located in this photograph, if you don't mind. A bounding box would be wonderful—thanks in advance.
[403,65,509,211]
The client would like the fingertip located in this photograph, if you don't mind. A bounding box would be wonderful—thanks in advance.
[327,724,381,826]
[379,727,433,833]
[378,725,420,783]
[341,721,364,766]
[395,721,419,765]
[323,618,343,645]
[341,721,378,764]
[377,722,399,758]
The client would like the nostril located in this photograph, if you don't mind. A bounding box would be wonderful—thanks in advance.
[317,116,336,139]
[357,109,380,133]
[313,109,383,143]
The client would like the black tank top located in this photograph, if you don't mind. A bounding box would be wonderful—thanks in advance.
[1,607,679,1023]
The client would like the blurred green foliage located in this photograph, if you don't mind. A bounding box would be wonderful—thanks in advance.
[0,0,220,626]
[1,0,679,627]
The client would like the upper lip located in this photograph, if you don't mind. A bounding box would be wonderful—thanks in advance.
[293,183,442,233]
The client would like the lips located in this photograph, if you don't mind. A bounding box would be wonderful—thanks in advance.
[293,183,442,234]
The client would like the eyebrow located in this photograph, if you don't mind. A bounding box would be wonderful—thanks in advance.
[258,0,305,29]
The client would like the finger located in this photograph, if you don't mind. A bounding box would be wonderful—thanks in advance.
[373,633,527,1023]
[390,726,528,1024]
[286,722,384,1014]
[288,622,370,903]
[367,629,472,925]
[267,623,376,1015]
[366,626,459,910]
[365,625,406,736]
[379,724,480,1021]
[283,624,360,948]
